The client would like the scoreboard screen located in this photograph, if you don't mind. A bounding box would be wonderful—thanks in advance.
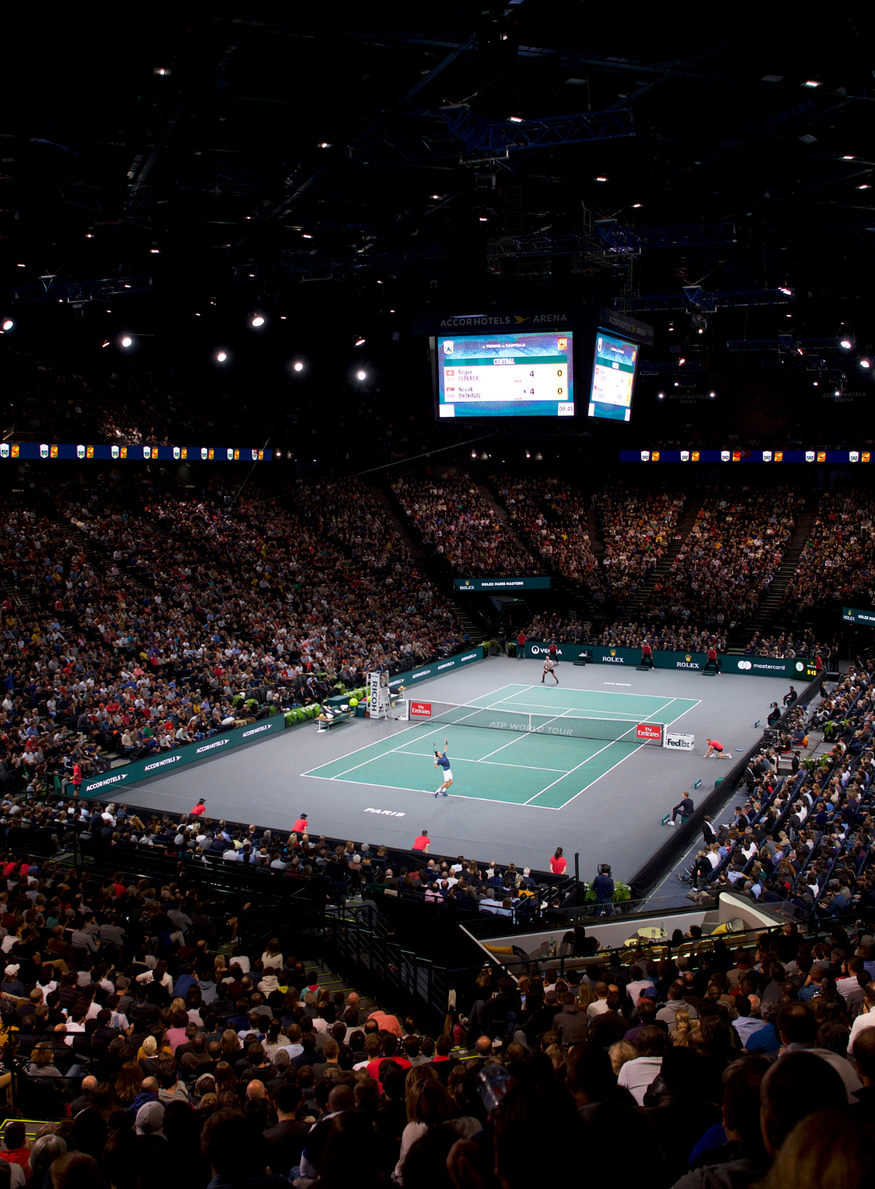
[588,330,638,422]
[435,331,574,418]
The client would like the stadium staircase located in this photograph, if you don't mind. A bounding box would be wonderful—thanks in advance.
[726,504,818,651]
[370,483,485,643]
[616,491,706,620]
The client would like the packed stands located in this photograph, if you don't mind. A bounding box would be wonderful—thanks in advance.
[782,487,875,613]
[641,487,805,627]
[391,474,542,578]
[0,475,469,798]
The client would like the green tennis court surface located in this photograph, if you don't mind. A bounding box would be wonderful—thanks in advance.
[302,684,699,811]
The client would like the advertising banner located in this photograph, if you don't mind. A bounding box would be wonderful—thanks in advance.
[843,606,875,626]
[454,577,551,591]
[81,714,286,798]
[664,732,696,751]
[410,702,433,718]
[391,649,483,689]
[523,642,814,679]
[636,723,663,742]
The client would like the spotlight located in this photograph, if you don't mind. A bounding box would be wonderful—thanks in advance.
[657,392,665,400]
[1,319,13,331]
[678,357,686,365]
[293,361,304,372]
[709,391,716,399]
[251,315,265,328]
[840,338,853,349]
[216,352,227,363]
[356,370,367,381]
[860,359,871,369]
[120,336,132,348]
[355,337,366,347]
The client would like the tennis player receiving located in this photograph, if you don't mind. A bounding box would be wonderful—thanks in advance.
[434,738,453,797]
[541,657,559,685]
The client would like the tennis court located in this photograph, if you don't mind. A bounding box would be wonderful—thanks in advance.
[302,683,699,810]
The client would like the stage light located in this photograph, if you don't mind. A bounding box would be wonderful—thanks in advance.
[803,79,821,88]
[150,248,160,254]
[858,184,871,190]
[840,338,853,349]
[16,263,24,268]
[293,361,304,372]
[632,203,642,208]
[251,315,265,327]
[709,391,716,398]
[678,357,686,365]
[1,319,12,331]
[356,370,367,381]
[860,358,871,368]
[843,155,856,160]
[657,392,665,400]
[101,340,110,348]
[216,352,227,363]
[479,216,488,222]
[355,337,366,346]
[595,176,608,182]
[507,115,523,123]
[120,336,132,348]
[318,142,331,149]
[301,233,312,239]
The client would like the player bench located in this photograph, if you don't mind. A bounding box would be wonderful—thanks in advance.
[316,709,354,732]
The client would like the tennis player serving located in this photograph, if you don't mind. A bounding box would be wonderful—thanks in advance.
[434,738,453,797]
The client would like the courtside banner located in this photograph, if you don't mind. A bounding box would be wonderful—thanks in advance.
[523,642,813,678]
[387,649,484,690]
[636,723,662,741]
[81,714,286,798]
[410,702,433,718]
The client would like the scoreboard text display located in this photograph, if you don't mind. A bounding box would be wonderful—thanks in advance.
[436,331,574,419]
[588,330,638,422]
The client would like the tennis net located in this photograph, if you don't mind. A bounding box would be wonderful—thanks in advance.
[400,698,664,745]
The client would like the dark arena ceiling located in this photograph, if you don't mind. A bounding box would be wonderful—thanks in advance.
[2,1,875,448]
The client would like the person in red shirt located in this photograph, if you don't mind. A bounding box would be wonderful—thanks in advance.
[550,846,567,875]
[704,738,732,760]
[365,1034,410,1087]
[191,798,206,816]
[0,1121,31,1182]
[292,814,309,834]
[412,830,430,853]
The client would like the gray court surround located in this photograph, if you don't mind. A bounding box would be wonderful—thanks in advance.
[119,655,793,882]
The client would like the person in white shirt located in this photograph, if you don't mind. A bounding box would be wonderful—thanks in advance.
[847,983,875,1054]
[616,1027,669,1104]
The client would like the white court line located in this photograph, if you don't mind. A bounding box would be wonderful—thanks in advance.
[300,720,432,777]
[479,732,535,761]
[301,771,561,809]
[522,736,635,804]
[541,740,653,808]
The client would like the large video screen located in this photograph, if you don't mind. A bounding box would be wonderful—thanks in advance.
[435,330,574,418]
[588,330,638,422]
